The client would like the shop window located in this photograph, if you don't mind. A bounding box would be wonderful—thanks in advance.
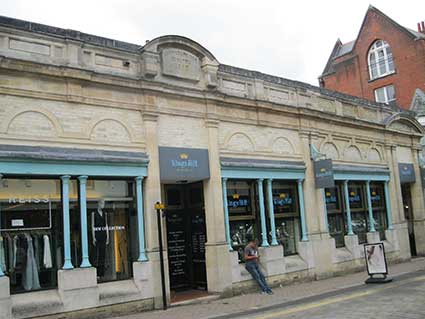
[0,179,63,294]
[325,184,346,248]
[227,180,258,262]
[370,182,387,240]
[270,181,300,256]
[349,183,367,244]
[70,179,138,283]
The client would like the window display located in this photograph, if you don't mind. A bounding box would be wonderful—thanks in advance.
[85,180,137,282]
[271,182,300,256]
[227,180,258,262]
[0,179,62,294]
[349,184,367,244]
[325,184,346,248]
[370,182,387,240]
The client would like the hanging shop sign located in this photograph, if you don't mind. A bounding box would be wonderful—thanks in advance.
[398,163,416,183]
[313,159,335,188]
[159,147,210,182]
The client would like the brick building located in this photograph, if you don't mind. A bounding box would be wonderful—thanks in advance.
[319,6,425,112]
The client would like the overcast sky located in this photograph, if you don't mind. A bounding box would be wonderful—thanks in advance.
[1,0,424,85]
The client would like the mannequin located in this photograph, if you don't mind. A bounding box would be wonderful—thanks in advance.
[91,199,109,278]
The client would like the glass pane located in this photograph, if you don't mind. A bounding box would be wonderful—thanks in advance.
[86,180,134,283]
[375,88,386,103]
[352,212,367,244]
[386,85,395,101]
[230,220,257,262]
[348,185,364,209]
[373,210,387,240]
[328,214,345,248]
[325,187,340,211]
[272,183,297,214]
[275,217,299,255]
[371,65,378,79]
[0,179,62,294]
[227,180,254,217]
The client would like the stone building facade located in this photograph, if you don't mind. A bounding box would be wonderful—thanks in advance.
[319,5,425,111]
[0,15,424,319]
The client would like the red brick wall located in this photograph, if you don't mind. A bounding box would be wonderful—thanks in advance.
[321,9,425,110]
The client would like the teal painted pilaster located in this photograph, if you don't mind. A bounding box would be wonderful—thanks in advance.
[366,181,376,232]
[0,174,4,276]
[322,189,329,233]
[343,180,354,235]
[221,178,233,251]
[78,176,91,268]
[266,179,278,246]
[135,177,148,262]
[257,179,269,247]
[61,175,74,270]
[297,179,308,242]
[384,181,394,230]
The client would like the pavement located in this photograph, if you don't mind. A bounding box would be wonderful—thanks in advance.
[112,258,425,319]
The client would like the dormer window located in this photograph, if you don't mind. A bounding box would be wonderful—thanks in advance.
[368,40,395,80]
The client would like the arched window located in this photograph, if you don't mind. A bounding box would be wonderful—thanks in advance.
[368,40,395,80]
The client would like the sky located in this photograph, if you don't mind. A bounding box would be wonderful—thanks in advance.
[1,0,424,85]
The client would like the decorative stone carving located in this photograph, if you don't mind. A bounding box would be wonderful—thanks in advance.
[226,132,255,152]
[161,48,201,81]
[367,148,381,162]
[344,146,362,161]
[321,142,339,160]
[272,137,294,154]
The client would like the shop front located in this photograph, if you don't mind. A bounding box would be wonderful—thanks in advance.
[158,147,209,299]
[0,145,150,315]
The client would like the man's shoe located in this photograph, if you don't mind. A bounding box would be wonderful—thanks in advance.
[261,291,267,295]
[266,290,274,295]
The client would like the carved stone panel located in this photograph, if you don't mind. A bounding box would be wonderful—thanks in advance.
[161,48,201,81]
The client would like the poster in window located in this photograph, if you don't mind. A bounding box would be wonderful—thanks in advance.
[364,243,388,275]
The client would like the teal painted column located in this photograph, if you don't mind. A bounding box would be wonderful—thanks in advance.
[322,189,329,232]
[78,176,91,268]
[61,175,74,270]
[221,178,233,251]
[135,177,148,262]
[384,181,394,230]
[297,179,308,242]
[343,180,354,235]
[0,174,4,276]
[266,179,278,246]
[257,179,269,247]
[365,181,376,232]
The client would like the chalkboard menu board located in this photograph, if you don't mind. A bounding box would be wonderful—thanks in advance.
[191,212,207,289]
[166,211,189,290]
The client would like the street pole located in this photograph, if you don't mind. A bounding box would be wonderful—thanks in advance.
[155,202,167,310]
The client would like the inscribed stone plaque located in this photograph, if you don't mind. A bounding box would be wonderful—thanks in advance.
[161,48,200,81]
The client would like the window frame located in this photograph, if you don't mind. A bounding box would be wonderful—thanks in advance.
[368,40,395,80]
[374,85,396,105]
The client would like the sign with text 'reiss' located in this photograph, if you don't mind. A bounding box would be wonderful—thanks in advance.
[313,159,335,188]
[159,147,210,182]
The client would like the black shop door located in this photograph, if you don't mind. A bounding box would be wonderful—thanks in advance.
[165,182,207,292]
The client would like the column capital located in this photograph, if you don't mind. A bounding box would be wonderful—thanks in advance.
[297,178,304,184]
[135,176,144,182]
[78,175,88,182]
[343,180,349,185]
[266,178,273,183]
[60,175,71,181]
[142,111,159,122]
[257,178,264,182]
[366,180,370,185]
[205,118,220,128]
[222,177,228,182]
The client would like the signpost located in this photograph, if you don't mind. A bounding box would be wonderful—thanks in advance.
[364,242,392,284]
[155,202,167,310]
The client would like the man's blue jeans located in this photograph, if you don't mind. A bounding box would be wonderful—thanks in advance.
[245,262,271,292]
